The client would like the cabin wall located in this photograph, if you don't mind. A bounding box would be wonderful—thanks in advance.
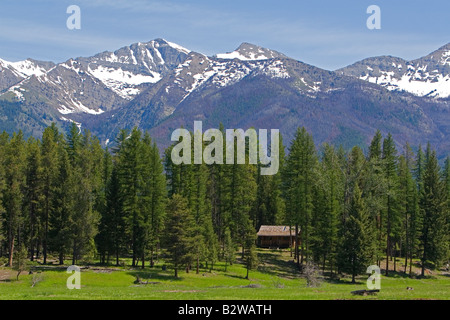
[257,236,295,248]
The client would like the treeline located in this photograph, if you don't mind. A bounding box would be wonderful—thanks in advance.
[0,123,449,281]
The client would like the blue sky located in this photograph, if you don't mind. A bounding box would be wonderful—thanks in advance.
[0,0,448,70]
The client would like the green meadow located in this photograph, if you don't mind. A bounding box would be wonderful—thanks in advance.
[0,249,448,300]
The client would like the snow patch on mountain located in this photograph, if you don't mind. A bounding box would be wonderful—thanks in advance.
[7,84,26,101]
[360,67,450,98]
[7,60,47,77]
[441,50,450,66]
[257,60,290,79]
[89,65,162,99]
[165,40,191,54]
[216,49,275,61]
[58,98,104,115]
[217,51,257,61]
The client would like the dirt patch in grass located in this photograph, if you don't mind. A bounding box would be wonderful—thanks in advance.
[0,268,15,281]
[89,267,120,273]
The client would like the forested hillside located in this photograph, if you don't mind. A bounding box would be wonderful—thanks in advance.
[0,124,448,281]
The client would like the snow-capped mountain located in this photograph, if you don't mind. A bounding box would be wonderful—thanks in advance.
[0,58,55,92]
[1,39,450,158]
[338,43,450,98]
[81,39,190,100]
[0,39,190,116]
[105,43,330,132]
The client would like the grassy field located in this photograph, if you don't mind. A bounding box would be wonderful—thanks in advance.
[0,249,448,300]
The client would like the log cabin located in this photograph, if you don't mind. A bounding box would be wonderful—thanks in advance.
[257,225,297,248]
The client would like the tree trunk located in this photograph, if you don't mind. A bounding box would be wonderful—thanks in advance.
[421,259,425,277]
[30,238,35,262]
[43,197,49,265]
[386,235,390,276]
[72,242,77,265]
[289,226,293,257]
[150,247,154,267]
[8,236,15,267]
[323,254,326,273]
[352,261,356,283]
[59,250,64,265]
[409,255,413,276]
[196,255,199,274]
[404,254,408,274]
[156,243,159,261]
[393,249,397,272]
[295,224,299,267]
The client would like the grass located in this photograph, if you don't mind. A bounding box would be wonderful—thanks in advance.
[0,249,448,300]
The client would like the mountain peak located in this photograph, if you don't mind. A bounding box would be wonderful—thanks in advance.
[420,42,450,66]
[436,42,450,52]
[141,38,191,54]
[215,42,287,61]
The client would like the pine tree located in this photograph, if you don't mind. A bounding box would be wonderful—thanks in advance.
[116,128,145,267]
[206,124,228,258]
[362,133,384,268]
[40,123,61,264]
[202,215,218,272]
[443,157,450,265]
[338,184,375,283]
[66,128,102,264]
[283,127,317,267]
[0,132,6,249]
[3,132,26,267]
[49,142,72,264]
[243,222,258,279]
[96,148,113,264]
[223,227,235,271]
[397,144,419,275]
[311,144,344,273]
[140,133,167,268]
[255,133,286,227]
[23,137,43,262]
[12,243,28,280]
[104,165,125,265]
[164,194,196,278]
[418,144,448,275]
[214,128,258,260]
[368,130,383,161]
[414,145,425,193]
[382,133,400,275]
[190,163,209,273]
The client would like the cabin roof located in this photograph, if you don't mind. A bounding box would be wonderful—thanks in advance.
[257,225,295,237]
